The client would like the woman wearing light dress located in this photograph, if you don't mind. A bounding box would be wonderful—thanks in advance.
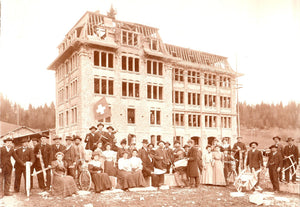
[129,149,146,187]
[202,145,213,184]
[212,145,226,186]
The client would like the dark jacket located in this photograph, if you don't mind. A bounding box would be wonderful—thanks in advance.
[187,146,199,177]
[246,149,263,169]
[33,143,51,167]
[85,133,100,151]
[63,145,76,166]
[232,142,247,159]
[50,144,66,162]
[284,144,299,165]
[13,147,35,168]
[154,148,169,170]
[267,151,283,169]
[0,146,14,172]
[138,147,154,177]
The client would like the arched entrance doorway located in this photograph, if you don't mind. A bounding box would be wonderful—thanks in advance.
[207,136,216,146]
[191,136,200,146]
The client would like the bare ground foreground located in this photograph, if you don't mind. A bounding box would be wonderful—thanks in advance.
[0,184,299,207]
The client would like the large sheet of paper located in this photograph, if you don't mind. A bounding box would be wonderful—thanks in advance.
[174,159,188,168]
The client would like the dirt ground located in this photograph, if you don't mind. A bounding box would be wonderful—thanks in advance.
[1,184,299,207]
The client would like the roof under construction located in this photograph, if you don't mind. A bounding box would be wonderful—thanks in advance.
[48,11,236,75]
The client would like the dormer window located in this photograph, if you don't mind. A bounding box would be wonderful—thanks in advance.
[150,39,159,51]
[122,30,138,46]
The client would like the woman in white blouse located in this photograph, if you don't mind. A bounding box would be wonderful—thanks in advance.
[102,143,117,176]
[129,149,146,187]
[202,145,213,184]
[117,151,135,190]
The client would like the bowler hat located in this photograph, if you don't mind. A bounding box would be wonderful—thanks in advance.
[249,141,258,147]
[269,145,278,149]
[74,135,82,141]
[157,140,165,145]
[89,126,97,130]
[97,123,104,127]
[66,136,73,141]
[165,141,171,146]
[142,139,149,144]
[53,136,62,140]
[286,137,294,142]
[272,136,281,141]
[3,137,13,142]
[107,126,114,130]
[147,143,154,148]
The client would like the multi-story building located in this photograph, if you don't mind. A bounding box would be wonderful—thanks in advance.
[48,11,239,149]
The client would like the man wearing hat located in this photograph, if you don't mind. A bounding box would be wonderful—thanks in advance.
[283,137,299,183]
[63,136,76,178]
[50,136,66,162]
[32,135,51,190]
[85,126,100,151]
[138,139,154,180]
[272,136,284,181]
[164,142,173,174]
[102,126,118,152]
[12,138,35,193]
[246,141,264,190]
[152,141,169,187]
[0,137,14,197]
[73,135,85,186]
[267,145,283,192]
[232,137,247,174]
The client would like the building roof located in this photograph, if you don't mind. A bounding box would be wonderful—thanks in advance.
[0,121,37,138]
[48,11,236,75]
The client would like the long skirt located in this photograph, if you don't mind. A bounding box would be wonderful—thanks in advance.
[202,163,213,184]
[117,170,135,189]
[212,160,226,186]
[132,170,146,187]
[91,172,112,192]
[104,161,116,176]
[52,175,78,197]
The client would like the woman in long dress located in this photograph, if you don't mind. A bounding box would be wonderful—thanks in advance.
[51,152,78,197]
[102,143,117,176]
[88,152,112,193]
[117,151,135,190]
[129,149,146,187]
[94,142,106,170]
[202,145,213,185]
[212,145,226,186]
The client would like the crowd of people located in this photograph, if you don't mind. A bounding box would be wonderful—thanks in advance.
[0,123,298,198]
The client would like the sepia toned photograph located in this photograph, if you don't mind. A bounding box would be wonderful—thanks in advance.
[0,0,299,206]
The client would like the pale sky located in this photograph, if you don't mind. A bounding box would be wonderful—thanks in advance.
[0,0,299,108]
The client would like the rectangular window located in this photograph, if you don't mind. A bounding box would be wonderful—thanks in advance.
[150,39,158,51]
[188,113,201,127]
[58,112,64,128]
[150,109,161,125]
[205,115,217,128]
[93,50,114,68]
[122,81,140,98]
[122,55,139,72]
[122,56,127,70]
[65,86,69,100]
[94,77,113,95]
[65,111,69,126]
[173,90,184,104]
[174,68,184,82]
[205,94,216,107]
[71,107,78,124]
[173,113,184,126]
[127,108,135,124]
[147,84,163,100]
[135,58,139,72]
[122,30,138,46]
[147,60,163,76]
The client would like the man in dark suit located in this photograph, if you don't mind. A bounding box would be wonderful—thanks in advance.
[30,137,44,190]
[138,139,154,179]
[283,137,299,183]
[84,126,100,151]
[267,145,283,192]
[0,137,14,197]
[50,136,66,162]
[232,136,247,174]
[153,141,168,187]
[246,141,264,189]
[102,126,118,151]
[187,140,199,188]
[63,136,76,178]
[273,136,284,181]
[195,145,203,175]
[13,138,35,193]
[164,142,173,174]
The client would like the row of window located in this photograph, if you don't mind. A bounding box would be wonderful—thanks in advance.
[220,96,231,108]
[204,94,216,107]
[57,79,78,104]
[173,113,232,128]
[188,92,201,106]
[58,107,78,128]
[57,53,79,80]
[93,51,114,68]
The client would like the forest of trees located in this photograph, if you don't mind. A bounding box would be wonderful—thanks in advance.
[0,94,55,130]
[0,93,299,131]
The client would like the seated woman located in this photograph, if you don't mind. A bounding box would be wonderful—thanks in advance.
[129,149,146,187]
[102,143,117,176]
[51,152,78,197]
[117,151,135,190]
[88,151,112,193]
[94,141,105,169]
